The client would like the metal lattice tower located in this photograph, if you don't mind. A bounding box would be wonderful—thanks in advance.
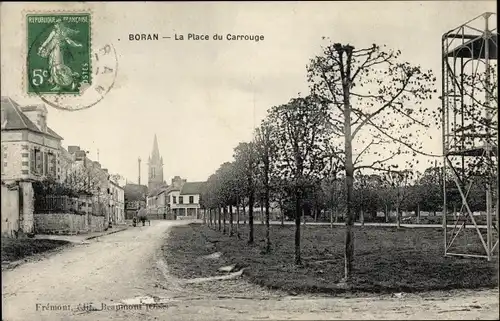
[442,12,498,260]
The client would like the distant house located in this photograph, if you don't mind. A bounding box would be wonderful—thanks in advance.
[1,97,63,183]
[124,183,148,219]
[166,176,204,219]
[146,187,168,219]
[145,176,205,220]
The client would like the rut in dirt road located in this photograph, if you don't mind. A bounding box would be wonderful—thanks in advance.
[2,220,188,321]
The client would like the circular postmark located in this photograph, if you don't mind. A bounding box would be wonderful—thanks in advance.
[26,14,118,111]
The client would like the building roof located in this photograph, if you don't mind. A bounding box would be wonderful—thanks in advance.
[180,181,205,195]
[124,184,148,202]
[1,96,63,140]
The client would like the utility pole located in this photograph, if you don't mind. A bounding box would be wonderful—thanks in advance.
[138,157,142,185]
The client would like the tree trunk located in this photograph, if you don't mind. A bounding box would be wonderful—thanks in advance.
[265,189,271,254]
[330,209,334,228]
[243,199,247,225]
[294,187,302,265]
[314,208,318,222]
[343,61,355,282]
[280,202,285,227]
[248,191,254,244]
[385,204,389,223]
[236,198,240,238]
[260,199,264,225]
[396,206,401,229]
[223,206,227,234]
[218,207,222,232]
[360,210,365,226]
[229,204,234,236]
[417,203,420,224]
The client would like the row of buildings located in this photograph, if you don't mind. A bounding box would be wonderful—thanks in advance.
[1,96,125,236]
[130,134,205,220]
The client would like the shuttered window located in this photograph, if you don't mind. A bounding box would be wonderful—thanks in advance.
[50,153,56,177]
[43,152,48,175]
[36,149,42,175]
[30,148,35,174]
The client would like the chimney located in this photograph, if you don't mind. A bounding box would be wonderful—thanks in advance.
[171,176,184,189]
[138,157,141,185]
[21,104,48,132]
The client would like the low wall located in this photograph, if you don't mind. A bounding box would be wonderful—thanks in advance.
[34,213,106,235]
[90,215,105,232]
[34,213,86,235]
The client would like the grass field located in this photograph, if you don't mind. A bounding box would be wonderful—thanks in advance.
[164,223,498,296]
[1,237,70,263]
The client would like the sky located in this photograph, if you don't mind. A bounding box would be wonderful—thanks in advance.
[1,1,497,184]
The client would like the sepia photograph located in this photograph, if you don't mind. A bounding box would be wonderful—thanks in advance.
[1,1,498,320]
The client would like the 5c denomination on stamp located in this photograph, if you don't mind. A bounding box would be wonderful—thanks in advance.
[27,13,91,95]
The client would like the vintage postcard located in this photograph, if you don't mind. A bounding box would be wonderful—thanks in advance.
[1,2,498,321]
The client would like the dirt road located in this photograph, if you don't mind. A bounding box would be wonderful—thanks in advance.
[2,220,498,320]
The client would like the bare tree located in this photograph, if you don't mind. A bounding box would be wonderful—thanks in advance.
[307,41,436,281]
[267,95,336,265]
[255,119,278,253]
[234,142,258,244]
[382,170,412,229]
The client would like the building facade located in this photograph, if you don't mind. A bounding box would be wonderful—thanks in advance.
[164,176,204,219]
[1,97,63,183]
[146,188,168,219]
[109,179,125,224]
[124,183,148,219]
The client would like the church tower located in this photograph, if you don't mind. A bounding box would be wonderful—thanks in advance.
[148,134,164,191]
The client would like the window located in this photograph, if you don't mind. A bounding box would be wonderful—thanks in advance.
[173,196,177,204]
[48,152,56,177]
[31,148,42,175]
[43,152,48,175]
[189,196,194,204]
[179,196,183,204]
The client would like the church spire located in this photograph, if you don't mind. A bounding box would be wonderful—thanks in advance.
[152,133,160,160]
[148,134,164,191]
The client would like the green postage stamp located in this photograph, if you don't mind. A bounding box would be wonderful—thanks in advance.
[26,13,91,95]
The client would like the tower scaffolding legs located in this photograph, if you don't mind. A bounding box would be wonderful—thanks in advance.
[442,12,498,260]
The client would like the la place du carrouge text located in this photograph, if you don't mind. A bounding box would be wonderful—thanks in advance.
[129,33,265,42]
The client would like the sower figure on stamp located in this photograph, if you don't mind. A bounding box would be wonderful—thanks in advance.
[37,20,82,91]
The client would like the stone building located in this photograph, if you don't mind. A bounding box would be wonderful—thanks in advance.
[109,178,125,224]
[1,97,63,183]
